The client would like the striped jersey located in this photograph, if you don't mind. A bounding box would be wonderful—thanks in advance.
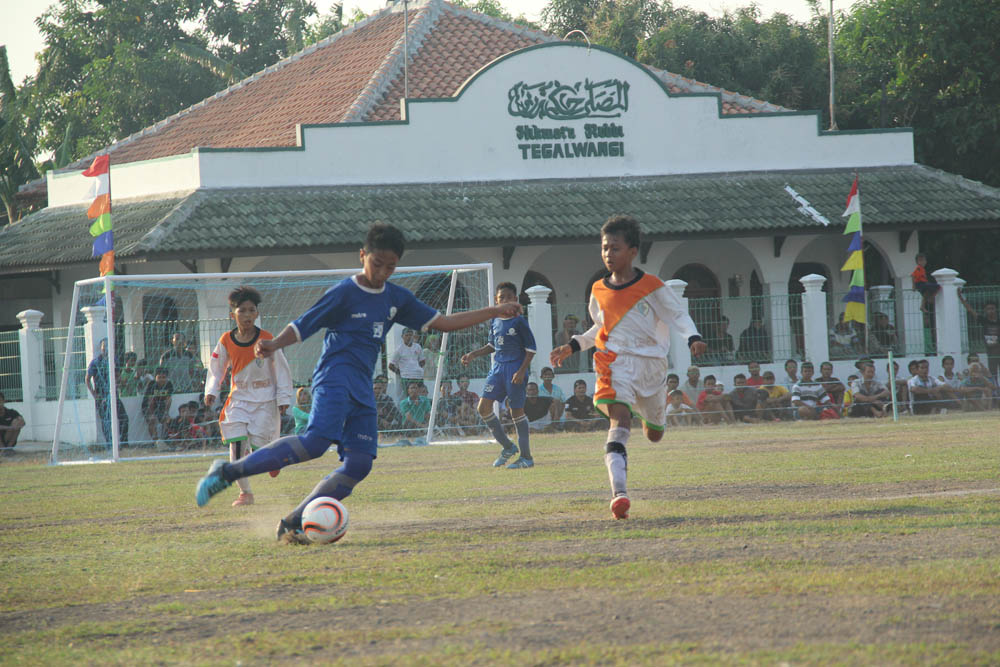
[574,269,700,358]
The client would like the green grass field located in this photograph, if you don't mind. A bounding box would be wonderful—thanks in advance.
[3,414,1000,665]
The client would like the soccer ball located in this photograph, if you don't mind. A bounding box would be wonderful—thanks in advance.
[301,496,349,544]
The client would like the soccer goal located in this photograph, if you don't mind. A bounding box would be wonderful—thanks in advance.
[51,264,495,464]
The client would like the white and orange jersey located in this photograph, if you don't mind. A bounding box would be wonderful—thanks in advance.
[205,327,294,420]
[574,270,700,358]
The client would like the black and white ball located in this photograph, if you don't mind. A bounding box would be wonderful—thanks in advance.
[301,496,349,544]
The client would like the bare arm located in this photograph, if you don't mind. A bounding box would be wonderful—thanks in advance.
[429,303,521,332]
[255,324,299,358]
[461,344,494,366]
[512,351,535,385]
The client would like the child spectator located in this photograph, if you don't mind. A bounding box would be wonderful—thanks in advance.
[911,253,940,313]
[960,362,993,411]
[745,361,766,387]
[907,359,948,415]
[142,367,173,441]
[205,286,294,507]
[550,215,705,520]
[461,282,537,468]
[665,389,696,426]
[373,375,403,434]
[289,387,311,434]
[522,382,556,432]
[399,381,432,443]
[727,373,761,423]
[848,364,889,418]
[436,379,462,432]
[759,371,791,421]
[818,361,846,408]
[537,366,566,424]
[791,362,831,420]
[697,375,735,424]
[453,374,481,433]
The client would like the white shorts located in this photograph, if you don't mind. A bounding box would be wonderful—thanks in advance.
[220,400,280,449]
[593,350,668,429]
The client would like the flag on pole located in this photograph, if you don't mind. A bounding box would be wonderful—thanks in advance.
[84,154,114,303]
[840,176,865,323]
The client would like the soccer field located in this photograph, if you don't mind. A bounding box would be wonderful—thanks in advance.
[2,415,1000,665]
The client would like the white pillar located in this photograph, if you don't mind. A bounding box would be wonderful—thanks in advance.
[932,268,962,359]
[799,274,829,364]
[525,285,553,379]
[666,279,692,371]
[767,280,793,362]
[955,277,968,356]
[16,310,45,440]
[81,305,108,366]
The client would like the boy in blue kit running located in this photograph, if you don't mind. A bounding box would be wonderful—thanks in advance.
[460,282,537,468]
[195,223,522,542]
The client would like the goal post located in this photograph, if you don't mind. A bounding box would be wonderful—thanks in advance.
[51,264,495,464]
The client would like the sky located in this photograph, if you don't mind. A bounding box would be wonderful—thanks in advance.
[2,0,832,87]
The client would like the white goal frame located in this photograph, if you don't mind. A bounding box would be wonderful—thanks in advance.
[51,263,494,464]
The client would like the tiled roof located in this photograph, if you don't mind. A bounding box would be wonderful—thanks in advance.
[42,0,788,178]
[5,165,1000,275]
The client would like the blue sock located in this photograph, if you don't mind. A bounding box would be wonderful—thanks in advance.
[224,431,332,480]
[483,413,516,450]
[513,415,531,459]
[286,450,374,523]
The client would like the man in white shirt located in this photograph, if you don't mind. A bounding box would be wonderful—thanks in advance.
[907,359,948,415]
[389,328,426,396]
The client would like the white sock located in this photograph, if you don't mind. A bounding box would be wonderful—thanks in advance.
[605,427,630,497]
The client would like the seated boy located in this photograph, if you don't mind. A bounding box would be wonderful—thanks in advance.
[727,373,761,423]
[696,375,735,424]
[141,367,174,441]
[564,379,600,432]
[398,381,432,443]
[758,371,791,421]
[665,389,697,426]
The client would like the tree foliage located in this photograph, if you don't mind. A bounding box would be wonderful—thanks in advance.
[0,47,40,225]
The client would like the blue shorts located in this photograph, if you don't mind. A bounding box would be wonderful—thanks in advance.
[307,382,379,458]
[482,360,527,409]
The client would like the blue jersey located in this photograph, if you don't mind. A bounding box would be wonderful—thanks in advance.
[488,315,536,364]
[292,276,438,402]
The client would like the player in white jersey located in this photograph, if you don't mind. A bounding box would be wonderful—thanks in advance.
[205,286,294,506]
[551,215,706,519]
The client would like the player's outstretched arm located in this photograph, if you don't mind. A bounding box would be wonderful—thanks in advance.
[430,303,521,332]
[255,324,299,359]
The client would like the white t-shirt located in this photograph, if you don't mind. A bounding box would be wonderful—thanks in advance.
[391,341,426,379]
[666,402,696,415]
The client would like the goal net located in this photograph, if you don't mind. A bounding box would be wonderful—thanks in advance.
[51,264,494,464]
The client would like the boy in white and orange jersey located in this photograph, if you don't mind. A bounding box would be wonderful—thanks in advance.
[205,286,294,507]
[551,215,707,519]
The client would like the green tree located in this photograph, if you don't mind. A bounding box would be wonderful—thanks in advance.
[0,47,40,225]
[202,0,318,74]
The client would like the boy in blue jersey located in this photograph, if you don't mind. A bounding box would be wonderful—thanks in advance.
[460,282,537,469]
[195,223,522,542]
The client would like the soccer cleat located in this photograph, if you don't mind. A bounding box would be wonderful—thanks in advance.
[269,468,280,478]
[276,517,309,544]
[506,457,534,469]
[232,492,254,507]
[610,495,630,520]
[195,460,232,507]
[492,446,518,467]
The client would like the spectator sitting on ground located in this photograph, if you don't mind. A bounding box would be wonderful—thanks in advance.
[436,379,462,432]
[849,364,890,418]
[738,318,771,362]
[759,371,791,421]
[886,360,909,408]
[680,365,703,405]
[373,374,402,433]
[745,361,766,387]
[960,362,993,411]
[818,361,846,408]
[398,381,432,443]
[728,373,762,423]
[907,359,948,415]
[697,375,735,425]
[791,362,831,420]
[0,391,25,451]
[537,366,566,424]
[665,389,697,426]
[453,375,481,434]
[564,379,600,432]
[782,359,799,390]
[523,382,556,432]
[842,374,859,415]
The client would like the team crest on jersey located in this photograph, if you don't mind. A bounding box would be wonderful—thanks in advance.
[373,322,384,338]
[388,306,397,320]
[636,300,650,316]
[507,327,516,336]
